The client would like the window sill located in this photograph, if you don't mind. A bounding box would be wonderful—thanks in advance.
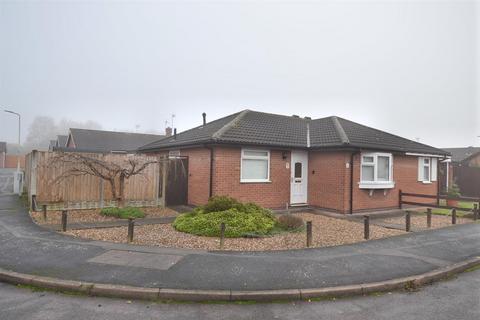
[421,181,432,184]
[358,182,395,189]
[240,180,272,184]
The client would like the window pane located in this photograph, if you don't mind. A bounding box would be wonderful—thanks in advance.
[362,156,374,163]
[362,165,374,181]
[243,150,268,157]
[423,166,430,181]
[242,159,268,180]
[294,162,302,178]
[377,156,390,181]
[423,158,430,165]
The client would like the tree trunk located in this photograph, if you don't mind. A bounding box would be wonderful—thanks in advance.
[109,178,118,205]
[118,173,126,208]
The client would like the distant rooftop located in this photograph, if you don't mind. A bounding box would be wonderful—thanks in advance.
[443,147,480,163]
[68,128,164,153]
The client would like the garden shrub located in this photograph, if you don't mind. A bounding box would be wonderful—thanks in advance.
[277,214,304,231]
[100,207,145,219]
[203,196,243,213]
[173,197,277,238]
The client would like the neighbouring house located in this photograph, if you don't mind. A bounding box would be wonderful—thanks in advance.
[0,142,25,169]
[49,135,68,151]
[441,147,480,197]
[58,128,166,153]
[0,142,6,168]
[139,110,449,213]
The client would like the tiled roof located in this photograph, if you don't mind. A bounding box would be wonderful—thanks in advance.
[57,135,68,148]
[443,147,480,162]
[139,110,448,155]
[69,128,164,153]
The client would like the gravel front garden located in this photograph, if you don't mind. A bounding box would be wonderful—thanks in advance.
[374,213,471,230]
[30,207,178,225]
[65,212,406,251]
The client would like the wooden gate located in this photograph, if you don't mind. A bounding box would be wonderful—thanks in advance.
[166,157,189,206]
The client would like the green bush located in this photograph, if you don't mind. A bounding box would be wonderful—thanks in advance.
[447,184,461,198]
[100,207,145,219]
[173,197,276,238]
[277,214,304,230]
[203,196,242,213]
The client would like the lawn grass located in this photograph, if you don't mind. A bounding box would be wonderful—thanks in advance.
[100,207,145,219]
[428,200,477,217]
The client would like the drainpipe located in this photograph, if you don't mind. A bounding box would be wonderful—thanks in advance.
[349,151,359,214]
[205,145,214,198]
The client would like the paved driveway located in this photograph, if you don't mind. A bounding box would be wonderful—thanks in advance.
[0,194,479,291]
[0,169,15,194]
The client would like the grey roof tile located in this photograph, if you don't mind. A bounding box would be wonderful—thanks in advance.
[139,110,448,155]
[70,128,164,153]
[443,147,480,162]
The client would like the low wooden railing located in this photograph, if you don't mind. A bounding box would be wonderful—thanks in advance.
[399,189,480,212]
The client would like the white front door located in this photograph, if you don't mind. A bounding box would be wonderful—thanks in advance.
[290,151,308,204]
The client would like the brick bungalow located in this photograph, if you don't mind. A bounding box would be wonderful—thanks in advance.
[139,110,449,213]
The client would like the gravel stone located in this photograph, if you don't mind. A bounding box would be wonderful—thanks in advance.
[65,213,406,251]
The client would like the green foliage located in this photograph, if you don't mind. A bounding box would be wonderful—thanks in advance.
[100,207,145,219]
[203,196,243,213]
[447,184,461,198]
[173,197,276,238]
[277,214,304,230]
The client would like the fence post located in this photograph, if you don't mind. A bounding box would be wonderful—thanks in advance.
[474,204,478,221]
[427,208,432,228]
[363,216,370,240]
[219,222,226,249]
[127,218,135,243]
[31,195,37,211]
[451,209,456,225]
[61,210,67,232]
[306,221,312,247]
[42,205,47,222]
[398,189,403,209]
[405,211,411,232]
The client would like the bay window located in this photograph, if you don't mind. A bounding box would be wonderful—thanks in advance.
[359,153,394,189]
[240,149,270,182]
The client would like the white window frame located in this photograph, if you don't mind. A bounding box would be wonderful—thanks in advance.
[418,156,437,183]
[359,152,394,189]
[422,157,431,182]
[240,149,270,183]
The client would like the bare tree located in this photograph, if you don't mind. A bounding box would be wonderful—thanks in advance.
[49,152,166,207]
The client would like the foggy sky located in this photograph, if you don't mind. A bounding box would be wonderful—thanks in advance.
[0,0,478,148]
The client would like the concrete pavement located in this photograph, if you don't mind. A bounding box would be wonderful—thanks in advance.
[0,267,478,319]
[0,194,479,296]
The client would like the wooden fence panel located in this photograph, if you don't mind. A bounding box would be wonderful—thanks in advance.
[26,151,163,209]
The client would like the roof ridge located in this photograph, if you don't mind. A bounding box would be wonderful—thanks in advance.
[212,109,250,140]
[331,116,350,145]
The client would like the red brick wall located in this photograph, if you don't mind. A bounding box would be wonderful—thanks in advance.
[4,154,25,169]
[308,151,350,212]
[152,146,437,212]
[351,154,437,212]
[180,148,212,206]
[212,147,291,208]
